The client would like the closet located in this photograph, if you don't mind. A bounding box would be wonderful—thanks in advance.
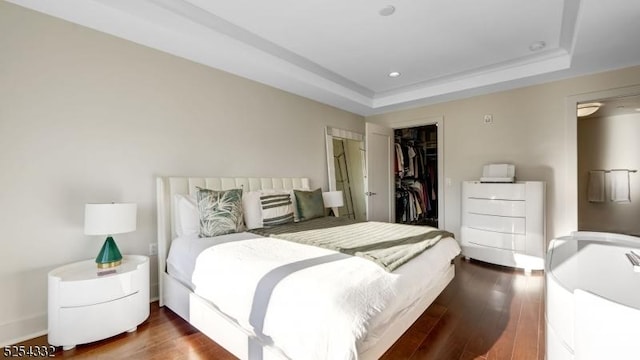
[394,125,438,227]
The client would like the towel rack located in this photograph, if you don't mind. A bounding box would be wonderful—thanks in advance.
[591,169,637,173]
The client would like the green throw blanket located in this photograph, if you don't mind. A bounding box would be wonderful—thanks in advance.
[249,217,454,272]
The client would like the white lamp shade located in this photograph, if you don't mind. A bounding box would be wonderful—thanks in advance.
[322,191,344,208]
[84,203,137,235]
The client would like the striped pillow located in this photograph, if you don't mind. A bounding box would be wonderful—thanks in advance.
[260,192,294,227]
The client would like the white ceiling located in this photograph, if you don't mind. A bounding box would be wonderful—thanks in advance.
[8,0,640,116]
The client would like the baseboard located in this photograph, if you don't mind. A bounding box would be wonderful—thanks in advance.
[150,281,159,301]
[1,283,160,346]
[0,313,47,347]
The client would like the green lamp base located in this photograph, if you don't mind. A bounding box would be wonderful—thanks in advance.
[96,236,123,269]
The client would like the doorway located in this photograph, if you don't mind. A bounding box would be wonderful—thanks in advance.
[365,117,444,227]
[394,124,439,227]
[577,95,640,236]
[564,84,640,235]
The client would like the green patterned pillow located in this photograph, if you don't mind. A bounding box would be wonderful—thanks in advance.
[294,188,325,221]
[196,187,244,237]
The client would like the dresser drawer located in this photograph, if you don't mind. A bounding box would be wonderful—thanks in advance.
[466,213,525,234]
[466,198,525,217]
[464,182,526,200]
[462,226,526,250]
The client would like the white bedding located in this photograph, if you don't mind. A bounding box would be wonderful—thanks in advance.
[168,232,460,359]
[167,232,261,289]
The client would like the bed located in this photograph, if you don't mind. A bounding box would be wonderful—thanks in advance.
[157,176,460,359]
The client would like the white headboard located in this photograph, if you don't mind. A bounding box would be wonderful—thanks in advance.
[156,177,311,303]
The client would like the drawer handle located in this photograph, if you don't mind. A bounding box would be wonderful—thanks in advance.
[60,290,140,309]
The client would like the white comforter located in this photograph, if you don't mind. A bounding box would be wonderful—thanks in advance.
[191,236,398,360]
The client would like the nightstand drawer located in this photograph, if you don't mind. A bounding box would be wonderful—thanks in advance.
[58,270,142,307]
[53,290,149,346]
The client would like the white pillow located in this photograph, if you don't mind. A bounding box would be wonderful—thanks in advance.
[174,189,309,234]
[174,194,199,237]
[242,191,263,230]
[242,189,305,229]
[262,189,308,222]
[260,192,294,227]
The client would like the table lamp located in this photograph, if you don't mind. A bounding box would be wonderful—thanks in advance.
[84,203,137,268]
[322,191,344,217]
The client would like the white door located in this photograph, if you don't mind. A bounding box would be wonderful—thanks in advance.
[365,122,394,222]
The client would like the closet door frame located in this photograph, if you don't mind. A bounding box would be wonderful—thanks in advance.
[391,116,445,229]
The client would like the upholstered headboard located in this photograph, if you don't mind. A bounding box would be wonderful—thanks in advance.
[156,177,311,302]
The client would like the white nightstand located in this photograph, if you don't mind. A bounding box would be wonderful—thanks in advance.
[48,255,150,350]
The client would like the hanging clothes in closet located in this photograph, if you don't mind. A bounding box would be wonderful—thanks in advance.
[394,125,438,226]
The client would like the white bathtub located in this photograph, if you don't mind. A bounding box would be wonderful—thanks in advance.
[545,231,640,360]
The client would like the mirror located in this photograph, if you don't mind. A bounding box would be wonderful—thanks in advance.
[325,127,366,220]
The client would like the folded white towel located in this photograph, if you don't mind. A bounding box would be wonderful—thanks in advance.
[588,170,605,202]
[610,170,631,202]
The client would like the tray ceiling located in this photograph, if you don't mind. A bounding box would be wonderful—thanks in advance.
[7,0,640,115]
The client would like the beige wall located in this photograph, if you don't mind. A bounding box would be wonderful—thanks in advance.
[0,2,364,344]
[578,113,640,236]
[367,66,640,245]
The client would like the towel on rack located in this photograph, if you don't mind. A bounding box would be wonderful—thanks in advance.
[610,170,631,202]
[588,170,605,202]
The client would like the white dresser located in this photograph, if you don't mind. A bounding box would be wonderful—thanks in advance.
[546,232,640,360]
[460,181,545,272]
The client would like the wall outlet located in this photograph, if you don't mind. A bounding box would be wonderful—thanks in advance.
[149,243,158,256]
[483,114,493,124]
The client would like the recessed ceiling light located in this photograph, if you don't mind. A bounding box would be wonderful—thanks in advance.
[379,5,395,16]
[529,41,546,52]
[388,71,401,78]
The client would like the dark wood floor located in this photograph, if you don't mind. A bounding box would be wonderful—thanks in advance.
[381,257,545,360]
[18,257,544,359]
